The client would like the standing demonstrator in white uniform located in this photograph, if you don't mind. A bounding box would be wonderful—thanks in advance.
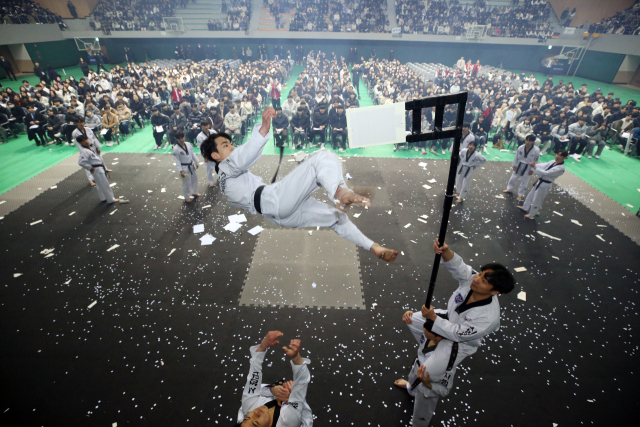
[77,134,129,205]
[503,134,540,201]
[72,117,100,186]
[519,150,568,219]
[200,107,398,262]
[421,239,515,369]
[172,131,200,202]
[454,141,486,204]
[237,331,313,427]
[196,120,217,187]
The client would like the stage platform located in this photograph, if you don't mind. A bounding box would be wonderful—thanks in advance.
[1,153,638,426]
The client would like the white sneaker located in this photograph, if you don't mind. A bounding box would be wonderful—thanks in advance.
[414,147,419,152]
[106,142,114,147]
[588,155,592,159]
[153,146,158,150]
[595,155,599,159]
[321,143,325,149]
[441,149,445,155]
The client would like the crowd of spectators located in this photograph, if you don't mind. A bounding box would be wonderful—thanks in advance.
[0,55,292,151]
[289,0,388,33]
[360,56,638,157]
[588,4,640,36]
[395,0,551,38]
[218,0,251,31]
[0,0,63,25]
[90,0,178,32]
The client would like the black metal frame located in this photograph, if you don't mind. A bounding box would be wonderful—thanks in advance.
[405,92,468,308]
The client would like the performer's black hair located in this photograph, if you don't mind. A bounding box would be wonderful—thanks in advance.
[200,132,232,173]
[525,134,536,141]
[479,263,515,294]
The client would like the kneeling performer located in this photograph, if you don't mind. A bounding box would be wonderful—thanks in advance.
[237,331,312,427]
[200,107,398,262]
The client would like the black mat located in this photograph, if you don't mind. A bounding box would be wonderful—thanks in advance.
[1,153,638,426]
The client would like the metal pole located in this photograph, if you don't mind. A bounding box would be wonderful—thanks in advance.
[424,98,466,308]
[573,35,593,77]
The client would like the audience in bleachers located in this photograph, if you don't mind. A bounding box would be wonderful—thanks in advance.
[395,0,551,38]
[361,57,638,158]
[0,0,63,25]
[91,0,178,32]
[289,0,388,33]
[589,4,640,35]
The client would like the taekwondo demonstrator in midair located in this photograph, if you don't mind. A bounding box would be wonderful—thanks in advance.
[200,107,398,262]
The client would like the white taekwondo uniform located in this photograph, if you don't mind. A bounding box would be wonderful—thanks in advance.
[72,126,101,183]
[196,128,217,186]
[237,345,313,427]
[431,253,502,364]
[455,148,486,200]
[172,140,200,200]
[78,145,115,203]
[506,143,540,197]
[404,312,460,427]
[522,160,565,217]
[217,123,374,250]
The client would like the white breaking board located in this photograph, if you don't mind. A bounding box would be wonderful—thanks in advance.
[345,103,406,148]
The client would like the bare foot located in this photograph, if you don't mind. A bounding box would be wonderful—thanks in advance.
[503,190,511,193]
[516,196,522,201]
[453,193,459,197]
[517,206,525,210]
[106,169,113,173]
[108,198,120,204]
[370,243,398,262]
[208,184,216,188]
[89,181,96,187]
[456,198,463,204]
[192,193,201,197]
[185,198,193,203]
[337,192,371,212]
[524,214,532,219]
[394,379,408,389]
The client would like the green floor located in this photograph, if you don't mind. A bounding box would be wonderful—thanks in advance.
[1,63,639,213]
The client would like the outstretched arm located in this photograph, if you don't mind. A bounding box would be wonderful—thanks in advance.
[279,339,311,427]
[241,331,282,415]
[225,107,275,173]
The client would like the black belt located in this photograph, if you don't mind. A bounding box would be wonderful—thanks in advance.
[410,342,459,390]
[458,165,472,178]
[254,185,265,215]
[91,163,108,177]
[535,178,551,189]
[181,162,194,173]
[515,162,529,176]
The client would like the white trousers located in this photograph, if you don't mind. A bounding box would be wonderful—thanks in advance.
[506,171,532,197]
[85,169,95,183]
[181,168,198,199]
[205,161,217,185]
[260,150,375,250]
[455,167,476,200]
[93,168,115,203]
[522,182,551,216]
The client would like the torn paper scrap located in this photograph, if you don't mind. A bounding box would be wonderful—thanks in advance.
[161,188,166,193]
[109,209,118,216]
[168,248,176,257]
[570,219,582,226]
[514,267,527,273]
[353,213,361,218]
[106,244,120,252]
[228,214,247,223]
[50,185,57,189]
[404,223,411,228]
[345,173,353,180]
[147,190,153,193]
[494,195,505,199]
[418,162,427,167]
[626,204,634,208]
[44,253,54,258]
[517,291,527,301]
[223,222,242,233]
[64,279,72,285]
[552,256,560,260]
[30,220,43,226]
[596,235,605,242]
[69,211,76,216]
[422,184,432,190]
[427,179,437,183]
[553,211,563,216]
[13,273,22,278]
[536,231,561,241]
[87,300,97,309]
[248,226,264,236]
[193,224,205,234]
[0,200,5,205]
[199,234,216,245]
[109,182,116,187]
[418,218,427,223]
[177,195,185,200]
[202,204,211,209]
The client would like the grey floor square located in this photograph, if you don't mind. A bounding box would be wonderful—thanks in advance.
[240,228,364,309]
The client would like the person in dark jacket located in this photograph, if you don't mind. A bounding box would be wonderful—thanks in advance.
[272,106,289,147]
[47,65,61,82]
[0,55,16,81]
[330,105,348,150]
[33,62,49,85]
[79,58,90,76]
[309,105,329,146]
[24,105,47,146]
[64,106,83,145]
[150,107,170,149]
[206,107,224,132]
[68,1,78,19]
[533,117,553,155]
[45,109,63,143]
[291,107,310,149]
